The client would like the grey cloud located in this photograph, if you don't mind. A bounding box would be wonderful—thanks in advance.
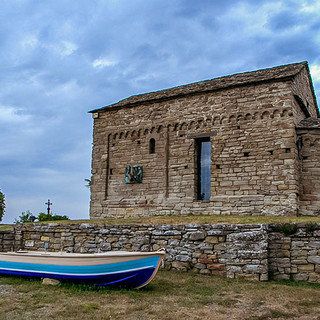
[267,10,302,32]
[174,0,245,18]
[1,0,319,223]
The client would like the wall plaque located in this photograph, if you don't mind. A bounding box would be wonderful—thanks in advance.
[125,166,143,184]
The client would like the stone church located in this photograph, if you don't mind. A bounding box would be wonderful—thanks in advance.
[89,61,320,218]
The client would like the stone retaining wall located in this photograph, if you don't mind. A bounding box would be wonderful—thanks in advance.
[0,230,15,252]
[269,224,320,282]
[1,222,320,283]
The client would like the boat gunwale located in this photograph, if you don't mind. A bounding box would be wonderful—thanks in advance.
[0,250,165,259]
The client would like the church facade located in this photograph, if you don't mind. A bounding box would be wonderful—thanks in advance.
[89,62,320,218]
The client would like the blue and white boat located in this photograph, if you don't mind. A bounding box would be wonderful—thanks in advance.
[0,250,165,288]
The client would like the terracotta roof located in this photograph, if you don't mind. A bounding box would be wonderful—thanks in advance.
[297,117,320,129]
[90,61,308,113]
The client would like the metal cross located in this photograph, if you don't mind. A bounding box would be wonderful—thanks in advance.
[45,199,52,215]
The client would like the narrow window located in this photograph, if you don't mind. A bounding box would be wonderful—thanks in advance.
[149,138,155,154]
[196,138,211,200]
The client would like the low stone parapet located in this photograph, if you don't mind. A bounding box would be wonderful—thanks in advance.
[0,222,319,283]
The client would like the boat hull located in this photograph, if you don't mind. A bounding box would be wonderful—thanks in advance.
[0,251,165,288]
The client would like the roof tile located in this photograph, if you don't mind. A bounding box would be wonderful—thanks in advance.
[91,61,307,113]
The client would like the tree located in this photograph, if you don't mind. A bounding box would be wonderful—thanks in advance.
[38,212,69,221]
[14,210,34,224]
[0,190,5,222]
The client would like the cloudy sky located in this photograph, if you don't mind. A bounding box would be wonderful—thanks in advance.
[1,0,320,223]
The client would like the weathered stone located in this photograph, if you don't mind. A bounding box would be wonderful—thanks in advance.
[243,265,261,273]
[194,263,206,269]
[198,259,213,264]
[188,231,206,241]
[176,254,191,262]
[307,256,320,264]
[205,236,219,244]
[90,62,320,219]
[293,273,309,281]
[1,220,320,286]
[259,273,269,281]
[171,261,191,271]
[24,240,34,247]
[309,273,320,283]
[42,278,60,286]
[235,274,260,281]
[273,274,290,280]
[298,264,315,272]
[164,230,182,236]
[207,263,225,271]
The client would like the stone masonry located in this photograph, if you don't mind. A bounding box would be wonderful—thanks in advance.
[89,62,320,219]
[1,222,319,283]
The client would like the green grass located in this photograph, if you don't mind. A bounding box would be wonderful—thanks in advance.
[0,271,320,319]
[0,224,13,231]
[9,214,320,226]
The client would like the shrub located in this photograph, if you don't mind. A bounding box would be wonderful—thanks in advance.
[14,211,69,223]
[270,223,298,236]
[14,210,35,224]
[38,212,69,221]
[305,223,319,234]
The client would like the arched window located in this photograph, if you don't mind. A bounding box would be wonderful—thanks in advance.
[149,138,155,154]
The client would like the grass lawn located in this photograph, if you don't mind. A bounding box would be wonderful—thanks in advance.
[6,214,320,227]
[0,270,320,320]
[88,215,320,225]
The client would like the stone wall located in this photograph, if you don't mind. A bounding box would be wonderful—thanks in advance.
[90,63,319,219]
[291,66,319,122]
[0,230,15,252]
[91,80,305,218]
[297,128,320,216]
[269,224,320,282]
[2,222,320,283]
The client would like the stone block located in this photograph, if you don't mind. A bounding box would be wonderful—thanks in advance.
[307,256,320,265]
[194,263,206,269]
[293,273,309,281]
[42,278,60,286]
[176,255,191,262]
[273,274,290,280]
[309,272,320,283]
[207,263,225,271]
[205,236,219,244]
[243,264,261,273]
[235,273,260,281]
[298,264,314,272]
[24,240,34,247]
[188,231,206,241]
[171,261,191,271]
[198,259,213,264]
[259,273,269,281]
